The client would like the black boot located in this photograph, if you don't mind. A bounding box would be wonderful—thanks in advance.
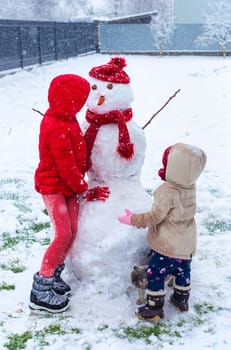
[170,286,190,312]
[135,290,165,322]
[53,264,71,296]
[29,272,70,313]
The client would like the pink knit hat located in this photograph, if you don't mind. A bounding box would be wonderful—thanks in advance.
[158,146,173,181]
[89,57,130,84]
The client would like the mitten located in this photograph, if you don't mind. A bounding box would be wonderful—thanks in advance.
[85,186,110,201]
[118,209,133,225]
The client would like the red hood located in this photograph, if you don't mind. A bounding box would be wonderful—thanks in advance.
[47,74,90,120]
[158,146,173,181]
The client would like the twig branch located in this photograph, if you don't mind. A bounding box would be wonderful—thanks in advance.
[142,89,181,130]
[32,108,44,116]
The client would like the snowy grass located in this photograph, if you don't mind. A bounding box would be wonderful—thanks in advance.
[0,176,228,350]
[1,303,222,350]
[1,54,231,349]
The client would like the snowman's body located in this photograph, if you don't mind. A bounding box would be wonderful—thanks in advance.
[69,64,152,297]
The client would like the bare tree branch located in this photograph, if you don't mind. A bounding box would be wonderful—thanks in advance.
[32,108,44,116]
[142,89,181,130]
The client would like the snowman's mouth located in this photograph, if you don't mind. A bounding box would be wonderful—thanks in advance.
[97,96,105,106]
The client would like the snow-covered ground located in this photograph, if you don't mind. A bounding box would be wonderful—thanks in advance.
[0,54,231,349]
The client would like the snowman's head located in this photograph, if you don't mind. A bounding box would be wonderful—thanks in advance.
[86,57,134,114]
[87,78,134,114]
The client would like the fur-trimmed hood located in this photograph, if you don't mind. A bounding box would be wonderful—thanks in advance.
[166,143,207,187]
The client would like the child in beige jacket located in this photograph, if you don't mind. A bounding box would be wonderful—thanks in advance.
[118,143,207,321]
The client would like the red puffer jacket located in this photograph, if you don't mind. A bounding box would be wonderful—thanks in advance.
[34,74,90,196]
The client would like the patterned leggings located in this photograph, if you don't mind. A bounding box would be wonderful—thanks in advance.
[147,251,192,291]
[39,194,79,278]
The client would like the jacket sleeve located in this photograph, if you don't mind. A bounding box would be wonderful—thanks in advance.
[131,186,172,228]
[48,129,88,195]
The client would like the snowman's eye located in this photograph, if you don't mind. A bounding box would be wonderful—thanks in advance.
[107,83,113,90]
[91,84,97,90]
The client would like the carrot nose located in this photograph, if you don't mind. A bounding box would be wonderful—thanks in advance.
[97,96,105,106]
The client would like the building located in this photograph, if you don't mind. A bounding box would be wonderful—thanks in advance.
[174,0,216,24]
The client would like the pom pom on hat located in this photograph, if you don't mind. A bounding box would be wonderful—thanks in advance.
[89,57,130,84]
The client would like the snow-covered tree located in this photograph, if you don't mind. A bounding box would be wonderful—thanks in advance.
[92,0,173,18]
[195,0,231,58]
[0,0,94,21]
[0,0,174,21]
[120,0,156,16]
[32,0,59,20]
[150,1,175,55]
[55,0,93,20]
[0,0,34,20]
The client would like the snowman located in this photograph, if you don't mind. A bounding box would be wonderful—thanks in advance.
[69,57,152,298]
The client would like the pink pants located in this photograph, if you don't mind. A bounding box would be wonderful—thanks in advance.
[39,194,79,278]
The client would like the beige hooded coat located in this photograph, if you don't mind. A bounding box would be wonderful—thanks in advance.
[131,143,207,259]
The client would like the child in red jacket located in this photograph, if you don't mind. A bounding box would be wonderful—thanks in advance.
[30,74,110,313]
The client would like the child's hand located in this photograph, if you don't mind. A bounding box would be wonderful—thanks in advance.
[118,209,133,225]
[85,186,110,201]
[76,187,110,203]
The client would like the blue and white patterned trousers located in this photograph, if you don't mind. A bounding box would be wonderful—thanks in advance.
[147,251,192,291]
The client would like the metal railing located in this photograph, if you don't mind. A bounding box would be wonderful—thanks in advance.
[0,19,98,72]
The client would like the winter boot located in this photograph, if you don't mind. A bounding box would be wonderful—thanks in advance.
[29,272,70,313]
[170,286,190,312]
[135,290,165,322]
[53,264,71,296]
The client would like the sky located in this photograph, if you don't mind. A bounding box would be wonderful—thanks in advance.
[0,54,231,349]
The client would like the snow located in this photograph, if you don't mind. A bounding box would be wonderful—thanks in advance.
[0,54,231,349]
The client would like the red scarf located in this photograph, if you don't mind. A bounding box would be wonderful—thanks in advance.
[85,108,134,166]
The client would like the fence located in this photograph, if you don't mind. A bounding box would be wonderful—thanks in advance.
[0,19,98,72]
[1,14,230,73]
[98,14,231,55]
